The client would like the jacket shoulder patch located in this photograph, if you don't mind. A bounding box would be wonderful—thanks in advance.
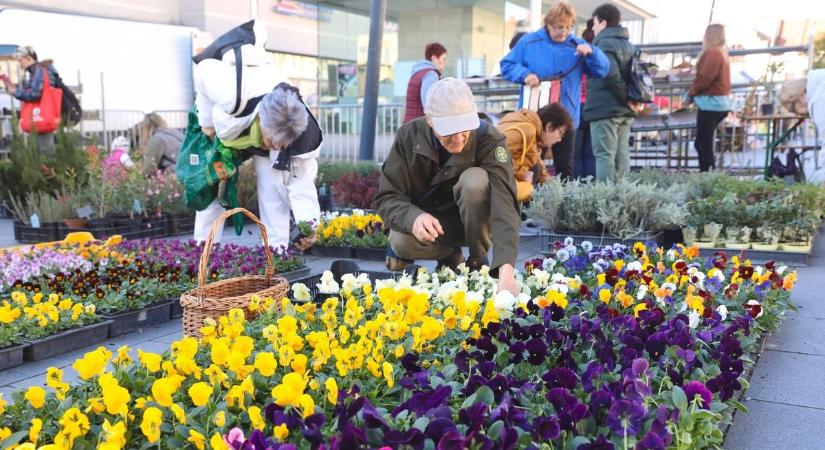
[494,146,509,163]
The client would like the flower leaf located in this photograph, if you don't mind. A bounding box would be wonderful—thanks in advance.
[672,385,688,412]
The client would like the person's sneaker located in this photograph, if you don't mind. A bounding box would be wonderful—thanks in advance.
[436,247,466,271]
[385,246,413,272]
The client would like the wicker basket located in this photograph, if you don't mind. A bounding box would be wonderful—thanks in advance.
[179,208,288,337]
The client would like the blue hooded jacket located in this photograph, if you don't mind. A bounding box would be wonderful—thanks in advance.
[500,28,610,127]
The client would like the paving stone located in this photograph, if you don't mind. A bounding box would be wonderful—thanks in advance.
[724,399,825,450]
[151,328,184,345]
[765,316,825,356]
[744,349,825,410]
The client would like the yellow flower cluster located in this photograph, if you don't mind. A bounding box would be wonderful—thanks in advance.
[2,273,500,448]
[316,212,385,246]
[0,292,96,340]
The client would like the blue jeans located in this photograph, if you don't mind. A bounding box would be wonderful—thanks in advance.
[573,119,595,180]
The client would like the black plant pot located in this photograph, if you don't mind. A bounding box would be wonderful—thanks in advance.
[760,103,775,116]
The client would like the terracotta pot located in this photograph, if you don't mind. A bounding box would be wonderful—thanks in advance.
[63,218,89,229]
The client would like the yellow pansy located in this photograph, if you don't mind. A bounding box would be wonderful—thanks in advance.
[382,362,394,388]
[325,377,339,404]
[214,410,226,427]
[72,347,111,380]
[253,352,277,377]
[273,423,289,441]
[272,372,306,407]
[24,386,46,409]
[211,433,229,450]
[188,382,213,407]
[170,403,187,424]
[137,350,162,373]
[99,419,126,450]
[598,289,611,304]
[28,418,42,445]
[188,429,207,450]
[140,407,163,442]
[248,405,265,430]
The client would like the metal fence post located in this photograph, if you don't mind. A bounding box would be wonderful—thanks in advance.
[359,0,387,161]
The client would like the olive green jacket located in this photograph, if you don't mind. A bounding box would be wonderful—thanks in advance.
[375,117,520,269]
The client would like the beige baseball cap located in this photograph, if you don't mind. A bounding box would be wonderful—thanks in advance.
[424,77,480,136]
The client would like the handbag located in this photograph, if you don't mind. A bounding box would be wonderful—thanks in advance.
[20,66,63,134]
[519,56,583,111]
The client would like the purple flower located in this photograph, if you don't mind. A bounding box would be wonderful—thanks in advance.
[543,368,579,390]
[635,431,666,450]
[525,338,548,365]
[605,399,648,437]
[631,358,649,378]
[392,385,452,417]
[532,415,561,441]
[682,381,713,409]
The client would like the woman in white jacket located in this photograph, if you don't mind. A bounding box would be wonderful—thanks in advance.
[192,21,321,250]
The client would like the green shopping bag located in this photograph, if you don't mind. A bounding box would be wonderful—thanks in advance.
[176,109,245,235]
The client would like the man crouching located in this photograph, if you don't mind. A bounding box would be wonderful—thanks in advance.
[375,78,521,294]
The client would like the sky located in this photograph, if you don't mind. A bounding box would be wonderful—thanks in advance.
[635,0,822,45]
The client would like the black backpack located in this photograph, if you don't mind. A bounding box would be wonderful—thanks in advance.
[626,48,655,103]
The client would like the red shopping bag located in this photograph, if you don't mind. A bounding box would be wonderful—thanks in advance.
[20,68,63,134]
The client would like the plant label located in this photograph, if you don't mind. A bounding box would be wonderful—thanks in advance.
[190,154,199,165]
[137,311,147,322]
[30,214,40,228]
[76,205,93,219]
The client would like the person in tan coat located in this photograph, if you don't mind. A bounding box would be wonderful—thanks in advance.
[497,103,573,202]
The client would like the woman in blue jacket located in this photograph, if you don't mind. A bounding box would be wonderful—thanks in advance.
[500,0,609,180]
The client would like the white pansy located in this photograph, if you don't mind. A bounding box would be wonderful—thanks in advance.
[716,305,728,321]
[493,290,517,314]
[753,266,763,276]
[581,241,593,252]
[542,258,557,270]
[636,284,649,301]
[777,265,787,275]
[396,274,414,289]
[317,271,340,294]
[374,278,397,291]
[556,249,570,263]
[533,269,550,288]
[666,249,677,260]
[688,310,701,329]
[565,244,577,256]
[352,208,365,216]
[662,282,677,292]
[626,261,643,272]
[564,237,575,246]
[466,291,484,304]
[292,283,311,302]
[340,274,357,293]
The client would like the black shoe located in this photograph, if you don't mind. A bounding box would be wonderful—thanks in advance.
[466,256,489,272]
[436,247,466,272]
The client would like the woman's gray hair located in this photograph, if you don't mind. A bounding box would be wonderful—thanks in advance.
[258,86,309,147]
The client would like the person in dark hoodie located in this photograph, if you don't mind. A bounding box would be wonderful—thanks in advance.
[583,4,642,182]
[404,43,447,123]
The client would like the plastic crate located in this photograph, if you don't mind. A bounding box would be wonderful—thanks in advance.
[540,229,665,252]
[13,221,65,243]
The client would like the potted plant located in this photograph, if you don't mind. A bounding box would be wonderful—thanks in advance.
[759,61,784,116]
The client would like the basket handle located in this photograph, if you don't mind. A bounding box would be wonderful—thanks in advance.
[197,207,274,287]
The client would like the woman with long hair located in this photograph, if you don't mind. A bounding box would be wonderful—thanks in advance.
[688,24,731,171]
[138,112,183,176]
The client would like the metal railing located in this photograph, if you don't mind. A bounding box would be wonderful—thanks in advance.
[313,103,404,163]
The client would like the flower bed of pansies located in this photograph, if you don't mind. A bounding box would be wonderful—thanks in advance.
[0,292,99,348]
[2,239,304,315]
[0,241,797,450]
[316,210,388,249]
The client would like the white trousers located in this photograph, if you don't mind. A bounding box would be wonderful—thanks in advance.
[193,155,320,249]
